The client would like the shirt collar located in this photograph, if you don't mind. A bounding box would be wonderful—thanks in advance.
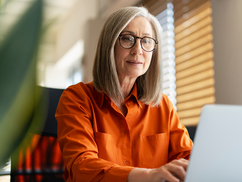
[95,81,142,108]
[92,82,106,108]
[125,82,142,108]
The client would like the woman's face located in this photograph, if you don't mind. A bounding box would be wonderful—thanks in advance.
[114,17,154,82]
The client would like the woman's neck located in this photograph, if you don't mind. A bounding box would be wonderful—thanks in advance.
[115,76,136,117]
[119,76,136,99]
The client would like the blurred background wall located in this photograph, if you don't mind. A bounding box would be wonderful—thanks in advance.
[211,0,242,105]
[36,0,143,88]
[1,0,241,126]
[0,0,241,125]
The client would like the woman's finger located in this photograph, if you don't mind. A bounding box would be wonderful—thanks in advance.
[164,163,186,181]
[152,166,180,182]
[171,159,189,170]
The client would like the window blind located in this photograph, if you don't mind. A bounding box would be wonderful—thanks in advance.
[143,0,215,126]
[173,0,215,126]
[143,0,177,109]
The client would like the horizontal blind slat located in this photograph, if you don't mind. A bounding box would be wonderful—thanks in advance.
[144,0,168,16]
[175,25,212,49]
[174,0,208,21]
[176,78,214,95]
[177,96,215,110]
[180,117,200,126]
[175,34,212,57]
[175,43,213,64]
[176,51,213,71]
[175,16,212,41]
[142,0,160,8]
[177,87,215,103]
[176,69,214,87]
[176,60,213,79]
[174,7,211,33]
[173,0,210,23]
[178,108,202,119]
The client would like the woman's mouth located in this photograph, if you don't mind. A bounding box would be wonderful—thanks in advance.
[127,60,143,64]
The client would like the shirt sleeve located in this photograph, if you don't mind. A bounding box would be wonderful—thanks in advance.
[55,85,134,182]
[163,95,193,162]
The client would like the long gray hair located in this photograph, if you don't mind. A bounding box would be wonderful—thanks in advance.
[93,6,163,106]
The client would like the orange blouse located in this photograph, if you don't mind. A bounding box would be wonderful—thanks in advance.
[55,82,193,182]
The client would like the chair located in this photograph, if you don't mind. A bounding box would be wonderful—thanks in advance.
[11,87,65,182]
[186,126,197,142]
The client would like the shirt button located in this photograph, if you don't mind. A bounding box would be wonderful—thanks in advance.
[125,161,130,165]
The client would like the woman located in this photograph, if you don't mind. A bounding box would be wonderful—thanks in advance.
[56,6,193,182]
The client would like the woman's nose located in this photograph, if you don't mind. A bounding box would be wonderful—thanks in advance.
[131,39,143,55]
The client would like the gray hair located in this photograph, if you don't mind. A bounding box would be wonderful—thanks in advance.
[93,6,163,106]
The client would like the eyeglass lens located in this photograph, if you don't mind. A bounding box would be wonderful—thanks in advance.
[119,34,156,52]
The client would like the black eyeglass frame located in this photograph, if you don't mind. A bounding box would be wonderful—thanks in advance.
[118,34,159,52]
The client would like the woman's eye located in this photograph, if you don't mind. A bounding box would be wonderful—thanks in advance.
[122,36,134,42]
[142,38,151,44]
[123,38,131,41]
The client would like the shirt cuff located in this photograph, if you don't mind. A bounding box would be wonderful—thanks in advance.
[103,165,134,182]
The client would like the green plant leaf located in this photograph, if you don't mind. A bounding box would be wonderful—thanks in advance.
[0,0,43,167]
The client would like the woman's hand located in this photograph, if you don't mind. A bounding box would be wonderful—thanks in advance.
[149,158,188,182]
[127,158,189,182]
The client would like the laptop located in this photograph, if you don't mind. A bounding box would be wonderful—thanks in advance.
[185,104,242,182]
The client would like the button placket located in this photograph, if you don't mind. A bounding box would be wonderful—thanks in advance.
[120,116,131,166]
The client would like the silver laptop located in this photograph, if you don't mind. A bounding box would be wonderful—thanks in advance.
[185,104,242,182]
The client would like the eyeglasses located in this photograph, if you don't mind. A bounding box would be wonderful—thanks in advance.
[118,34,158,52]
